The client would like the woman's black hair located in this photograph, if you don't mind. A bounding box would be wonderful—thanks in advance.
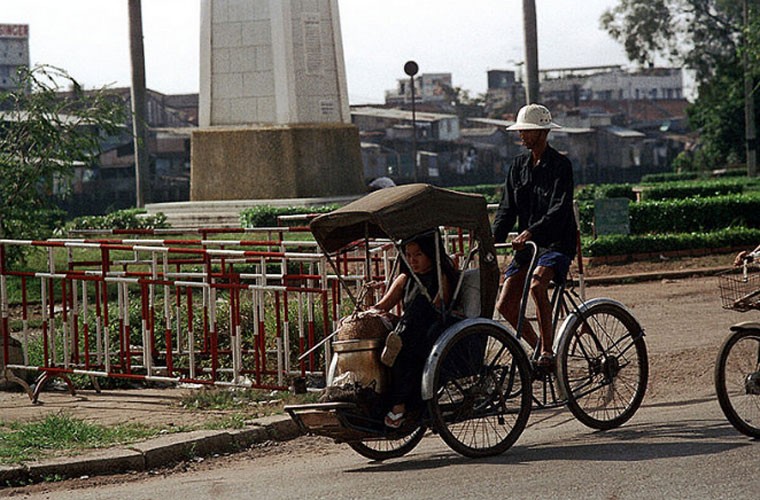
[398,230,459,287]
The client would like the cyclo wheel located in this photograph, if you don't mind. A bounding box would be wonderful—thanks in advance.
[428,323,532,458]
[557,302,648,430]
[715,328,760,439]
[347,426,427,461]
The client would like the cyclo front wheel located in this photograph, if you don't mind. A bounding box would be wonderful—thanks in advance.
[428,323,532,458]
[557,302,648,430]
[715,328,760,439]
[347,425,427,461]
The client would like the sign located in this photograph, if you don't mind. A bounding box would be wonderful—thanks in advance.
[593,197,630,237]
[0,24,29,38]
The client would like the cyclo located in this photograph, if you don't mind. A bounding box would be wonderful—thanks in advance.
[285,184,648,459]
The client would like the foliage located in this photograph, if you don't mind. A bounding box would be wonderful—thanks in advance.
[601,1,759,169]
[628,193,760,233]
[640,168,747,182]
[0,65,125,262]
[582,226,760,257]
[636,179,746,200]
[240,205,339,228]
[448,183,501,203]
[65,208,169,231]
[575,183,636,201]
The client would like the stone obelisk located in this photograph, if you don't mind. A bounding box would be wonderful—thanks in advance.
[192,0,364,200]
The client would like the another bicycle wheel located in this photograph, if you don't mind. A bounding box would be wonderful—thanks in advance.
[557,302,648,430]
[347,425,427,460]
[428,324,532,458]
[715,328,760,439]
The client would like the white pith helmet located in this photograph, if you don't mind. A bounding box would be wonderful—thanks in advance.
[506,103,561,130]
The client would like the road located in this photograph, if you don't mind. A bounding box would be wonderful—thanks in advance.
[10,276,760,499]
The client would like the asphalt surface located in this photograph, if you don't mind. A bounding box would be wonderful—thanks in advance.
[0,265,735,487]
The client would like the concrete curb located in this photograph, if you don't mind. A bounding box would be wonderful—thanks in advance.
[583,266,728,286]
[1,415,300,487]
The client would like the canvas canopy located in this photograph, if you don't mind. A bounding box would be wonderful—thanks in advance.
[309,183,500,318]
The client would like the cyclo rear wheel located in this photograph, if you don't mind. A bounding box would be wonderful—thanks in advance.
[715,328,760,439]
[347,425,427,461]
[428,323,532,458]
[557,302,648,430]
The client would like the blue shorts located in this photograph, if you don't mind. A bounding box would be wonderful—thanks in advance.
[504,249,572,284]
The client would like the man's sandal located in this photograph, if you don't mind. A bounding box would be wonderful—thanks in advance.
[384,410,405,429]
[536,353,555,368]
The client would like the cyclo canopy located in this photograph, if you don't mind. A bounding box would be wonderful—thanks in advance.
[309,183,500,318]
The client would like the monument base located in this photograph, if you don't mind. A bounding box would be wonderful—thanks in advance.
[190,123,365,201]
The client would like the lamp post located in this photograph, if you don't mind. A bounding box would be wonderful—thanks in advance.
[404,60,419,182]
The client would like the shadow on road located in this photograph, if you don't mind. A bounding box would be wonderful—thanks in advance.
[348,418,751,473]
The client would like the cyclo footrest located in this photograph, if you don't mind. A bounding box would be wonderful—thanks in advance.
[284,402,377,441]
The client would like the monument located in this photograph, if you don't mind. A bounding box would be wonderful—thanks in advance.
[192,0,365,201]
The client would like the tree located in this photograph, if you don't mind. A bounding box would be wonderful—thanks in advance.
[601,0,759,171]
[0,66,125,252]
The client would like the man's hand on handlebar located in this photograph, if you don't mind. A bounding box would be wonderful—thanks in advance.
[511,230,533,251]
[734,251,750,267]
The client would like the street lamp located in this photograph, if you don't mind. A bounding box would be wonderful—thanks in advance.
[404,60,419,182]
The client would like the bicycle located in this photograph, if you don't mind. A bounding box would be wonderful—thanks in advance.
[716,252,760,438]
[503,241,649,429]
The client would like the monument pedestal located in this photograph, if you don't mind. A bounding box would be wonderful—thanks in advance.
[190,123,364,201]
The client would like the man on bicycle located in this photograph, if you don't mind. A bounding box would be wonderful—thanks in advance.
[493,103,577,368]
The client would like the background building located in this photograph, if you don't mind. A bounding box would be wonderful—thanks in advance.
[0,24,29,92]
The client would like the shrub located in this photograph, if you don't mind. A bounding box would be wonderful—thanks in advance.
[66,208,169,231]
[239,205,339,228]
[640,168,747,183]
[636,179,745,201]
[582,226,760,257]
[448,184,501,203]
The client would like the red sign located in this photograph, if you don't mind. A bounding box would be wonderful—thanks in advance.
[0,24,29,38]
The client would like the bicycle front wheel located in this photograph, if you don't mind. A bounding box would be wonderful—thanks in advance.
[557,302,648,430]
[347,425,427,461]
[715,328,760,439]
[428,324,532,458]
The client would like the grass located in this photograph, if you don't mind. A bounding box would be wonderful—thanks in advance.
[0,413,161,464]
[179,387,320,412]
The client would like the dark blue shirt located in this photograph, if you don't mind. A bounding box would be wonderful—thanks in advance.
[492,145,577,257]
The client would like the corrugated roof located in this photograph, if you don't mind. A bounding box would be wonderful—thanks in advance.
[604,126,646,138]
[351,106,456,122]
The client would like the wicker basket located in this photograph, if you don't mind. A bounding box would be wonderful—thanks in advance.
[718,266,760,312]
[336,311,396,341]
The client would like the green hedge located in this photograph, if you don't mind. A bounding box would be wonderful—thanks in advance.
[449,184,501,203]
[636,179,746,201]
[66,209,169,231]
[582,226,760,257]
[576,193,760,236]
[240,205,339,228]
[640,168,747,183]
[575,184,636,202]
[629,194,760,234]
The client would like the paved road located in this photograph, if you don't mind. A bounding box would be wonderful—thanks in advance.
[13,276,760,499]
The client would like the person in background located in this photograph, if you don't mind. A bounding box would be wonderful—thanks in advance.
[492,103,577,368]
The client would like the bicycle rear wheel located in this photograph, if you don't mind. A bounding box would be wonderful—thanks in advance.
[428,324,532,458]
[557,302,648,430]
[715,328,760,439]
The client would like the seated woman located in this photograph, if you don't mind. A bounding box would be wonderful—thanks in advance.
[370,230,459,428]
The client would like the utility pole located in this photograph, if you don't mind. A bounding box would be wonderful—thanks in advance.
[744,0,758,177]
[128,0,150,207]
[522,0,540,104]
